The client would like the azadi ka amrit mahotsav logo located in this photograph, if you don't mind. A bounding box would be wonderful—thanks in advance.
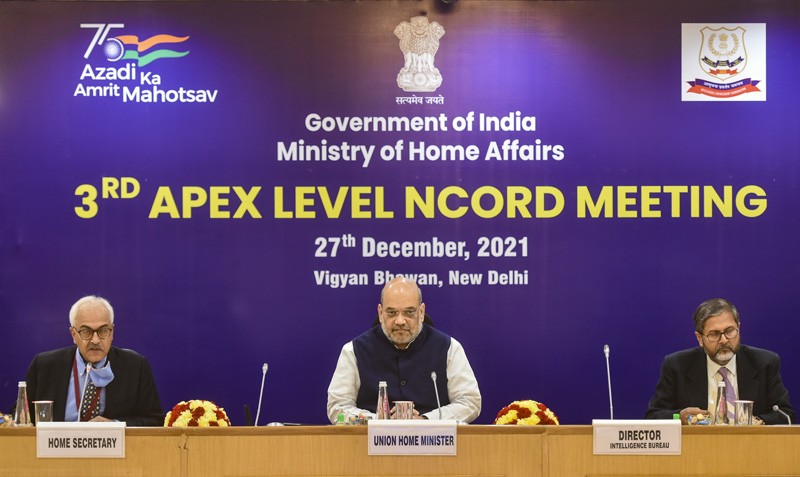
[74,23,218,103]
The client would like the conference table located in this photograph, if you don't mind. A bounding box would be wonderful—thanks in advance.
[2,425,798,476]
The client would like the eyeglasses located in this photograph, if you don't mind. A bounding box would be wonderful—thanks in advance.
[72,326,113,340]
[383,308,419,319]
[703,327,739,342]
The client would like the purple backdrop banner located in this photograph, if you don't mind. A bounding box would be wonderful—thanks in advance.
[1,0,798,425]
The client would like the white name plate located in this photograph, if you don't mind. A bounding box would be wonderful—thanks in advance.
[368,419,457,455]
[36,422,126,458]
[592,419,681,455]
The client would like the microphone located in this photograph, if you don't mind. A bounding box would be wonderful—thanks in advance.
[603,344,613,420]
[431,371,442,420]
[773,404,792,425]
[78,364,92,419]
[254,363,268,426]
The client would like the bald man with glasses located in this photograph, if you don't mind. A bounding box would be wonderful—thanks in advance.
[646,298,794,425]
[15,295,163,426]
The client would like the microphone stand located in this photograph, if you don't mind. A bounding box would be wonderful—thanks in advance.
[773,405,792,425]
[603,345,613,420]
[431,372,442,420]
[255,363,268,426]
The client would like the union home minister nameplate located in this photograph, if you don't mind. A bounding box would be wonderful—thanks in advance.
[36,422,126,458]
[368,420,457,455]
[592,419,681,455]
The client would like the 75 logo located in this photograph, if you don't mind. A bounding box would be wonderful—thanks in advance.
[81,23,125,60]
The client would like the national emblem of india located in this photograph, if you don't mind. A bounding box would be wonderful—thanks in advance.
[395,16,445,92]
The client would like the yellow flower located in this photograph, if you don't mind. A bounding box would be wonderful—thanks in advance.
[494,400,559,425]
[164,399,232,427]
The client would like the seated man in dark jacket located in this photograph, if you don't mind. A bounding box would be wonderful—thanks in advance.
[646,298,794,425]
[18,295,163,426]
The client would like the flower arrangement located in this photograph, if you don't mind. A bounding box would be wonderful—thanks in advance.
[494,400,559,425]
[164,400,231,427]
[0,413,13,427]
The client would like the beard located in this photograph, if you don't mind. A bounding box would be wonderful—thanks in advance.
[382,324,420,347]
[710,343,738,364]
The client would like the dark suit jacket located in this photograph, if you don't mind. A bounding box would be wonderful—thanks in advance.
[23,345,163,426]
[645,345,795,425]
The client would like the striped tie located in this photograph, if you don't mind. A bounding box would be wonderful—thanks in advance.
[718,367,737,421]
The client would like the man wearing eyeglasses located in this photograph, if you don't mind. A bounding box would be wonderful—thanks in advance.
[326,277,481,423]
[646,298,794,425]
[18,295,163,426]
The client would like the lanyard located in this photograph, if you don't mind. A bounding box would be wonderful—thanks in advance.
[72,356,103,419]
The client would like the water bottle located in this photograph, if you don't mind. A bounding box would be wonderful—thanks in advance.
[376,381,389,419]
[14,381,32,427]
[714,380,728,425]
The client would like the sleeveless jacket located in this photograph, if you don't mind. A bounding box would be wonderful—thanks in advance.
[353,324,450,414]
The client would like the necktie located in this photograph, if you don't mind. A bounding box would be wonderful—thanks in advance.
[80,379,101,421]
[718,367,737,421]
